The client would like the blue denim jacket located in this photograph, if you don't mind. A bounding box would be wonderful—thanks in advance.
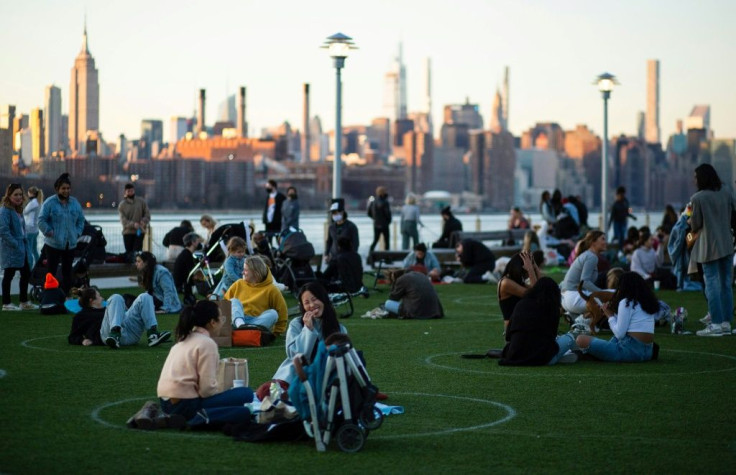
[38,196,85,250]
[0,207,28,269]
[153,265,182,313]
[214,254,245,296]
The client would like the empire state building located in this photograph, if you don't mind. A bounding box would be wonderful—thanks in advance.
[69,23,99,155]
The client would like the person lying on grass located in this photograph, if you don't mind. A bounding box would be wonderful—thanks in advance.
[157,300,253,429]
[67,287,171,348]
[499,277,578,366]
[576,272,657,362]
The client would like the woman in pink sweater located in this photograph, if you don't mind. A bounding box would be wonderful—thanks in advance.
[157,300,253,429]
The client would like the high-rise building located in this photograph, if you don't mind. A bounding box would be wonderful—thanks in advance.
[45,85,62,157]
[0,105,15,153]
[686,105,711,136]
[218,94,236,123]
[490,89,503,133]
[69,22,99,155]
[30,108,44,162]
[443,99,483,130]
[170,117,188,144]
[140,119,163,159]
[645,59,660,144]
[636,111,645,141]
[383,43,408,123]
[424,58,433,136]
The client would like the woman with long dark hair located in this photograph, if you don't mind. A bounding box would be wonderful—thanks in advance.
[576,272,657,361]
[157,300,253,428]
[689,164,735,336]
[0,183,37,311]
[135,251,181,314]
[499,277,577,365]
[271,281,345,381]
[38,173,85,294]
[497,251,540,333]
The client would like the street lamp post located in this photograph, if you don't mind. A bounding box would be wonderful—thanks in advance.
[323,33,357,199]
[594,72,618,235]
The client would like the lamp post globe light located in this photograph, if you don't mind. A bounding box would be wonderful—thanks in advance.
[594,72,618,236]
[322,32,357,199]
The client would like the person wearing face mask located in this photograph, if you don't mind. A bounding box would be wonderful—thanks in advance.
[118,183,151,263]
[324,200,359,264]
[173,232,204,304]
[38,173,86,295]
[281,186,300,232]
[262,179,286,241]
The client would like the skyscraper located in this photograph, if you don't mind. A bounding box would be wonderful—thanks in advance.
[69,21,99,155]
[140,119,163,159]
[424,58,433,135]
[45,85,62,157]
[30,108,44,162]
[382,43,407,122]
[490,89,503,133]
[170,116,188,144]
[645,59,660,144]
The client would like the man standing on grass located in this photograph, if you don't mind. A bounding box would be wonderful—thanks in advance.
[118,183,150,263]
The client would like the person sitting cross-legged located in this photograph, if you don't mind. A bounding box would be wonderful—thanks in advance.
[223,255,288,335]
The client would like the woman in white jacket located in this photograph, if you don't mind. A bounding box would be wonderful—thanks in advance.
[23,186,43,268]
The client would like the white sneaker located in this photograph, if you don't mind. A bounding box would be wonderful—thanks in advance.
[558,351,578,364]
[19,302,39,310]
[699,313,712,325]
[696,323,723,337]
[721,322,732,335]
[2,303,21,311]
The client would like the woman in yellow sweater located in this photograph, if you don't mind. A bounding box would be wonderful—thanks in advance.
[223,255,288,335]
[157,300,254,429]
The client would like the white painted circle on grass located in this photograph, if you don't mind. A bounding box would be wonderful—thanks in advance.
[425,349,736,377]
[92,393,516,440]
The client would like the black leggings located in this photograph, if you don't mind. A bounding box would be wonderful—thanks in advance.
[2,259,30,304]
[370,226,390,252]
[45,246,75,294]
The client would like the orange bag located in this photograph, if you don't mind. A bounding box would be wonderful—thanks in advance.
[232,325,275,347]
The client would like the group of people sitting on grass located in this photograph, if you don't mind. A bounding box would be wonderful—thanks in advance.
[498,230,662,365]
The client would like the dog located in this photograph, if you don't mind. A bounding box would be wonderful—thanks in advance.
[577,281,615,335]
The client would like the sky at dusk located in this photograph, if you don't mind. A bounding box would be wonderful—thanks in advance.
[1,0,735,144]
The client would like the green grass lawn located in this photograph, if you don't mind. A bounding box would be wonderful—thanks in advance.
[1,275,735,474]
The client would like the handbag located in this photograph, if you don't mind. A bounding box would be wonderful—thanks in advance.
[216,357,249,392]
[212,300,233,347]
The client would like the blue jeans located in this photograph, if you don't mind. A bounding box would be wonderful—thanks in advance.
[231,299,278,330]
[25,232,39,268]
[612,220,627,245]
[99,294,158,345]
[587,335,653,362]
[548,333,576,365]
[384,299,400,315]
[160,387,254,428]
[702,254,734,325]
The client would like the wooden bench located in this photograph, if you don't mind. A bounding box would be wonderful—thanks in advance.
[452,229,527,258]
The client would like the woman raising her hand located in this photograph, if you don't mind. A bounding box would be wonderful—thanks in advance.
[497,251,540,334]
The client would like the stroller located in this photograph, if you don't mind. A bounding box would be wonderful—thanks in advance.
[272,228,317,297]
[289,335,383,453]
[186,222,250,298]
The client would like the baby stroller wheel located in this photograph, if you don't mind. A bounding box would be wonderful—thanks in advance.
[335,423,365,453]
[359,406,383,431]
[30,286,42,303]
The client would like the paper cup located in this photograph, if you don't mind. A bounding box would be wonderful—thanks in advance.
[653,281,660,291]
[232,379,245,388]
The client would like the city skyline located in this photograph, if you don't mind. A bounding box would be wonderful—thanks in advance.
[1,0,735,145]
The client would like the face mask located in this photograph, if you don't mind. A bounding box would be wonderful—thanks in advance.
[195,243,204,251]
[332,213,343,223]
[266,187,273,193]
[288,193,296,199]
